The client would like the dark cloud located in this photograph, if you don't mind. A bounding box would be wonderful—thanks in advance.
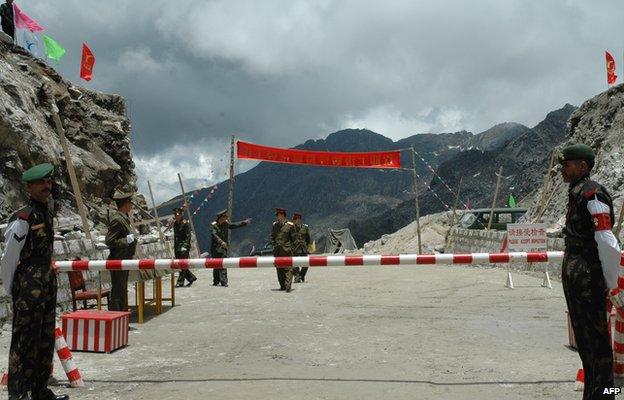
[24,0,624,201]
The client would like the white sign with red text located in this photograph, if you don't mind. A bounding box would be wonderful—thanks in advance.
[506,223,548,252]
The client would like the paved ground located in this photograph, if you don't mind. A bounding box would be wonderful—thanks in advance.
[1,266,585,399]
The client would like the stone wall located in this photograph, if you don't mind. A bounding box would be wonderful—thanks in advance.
[0,238,173,324]
[446,227,565,276]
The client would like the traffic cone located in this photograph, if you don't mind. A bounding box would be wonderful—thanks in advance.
[574,368,584,391]
[505,271,514,289]
[54,327,84,388]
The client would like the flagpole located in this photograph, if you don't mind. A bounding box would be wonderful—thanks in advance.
[227,135,236,247]
[410,146,422,254]
[177,173,201,256]
[487,166,504,231]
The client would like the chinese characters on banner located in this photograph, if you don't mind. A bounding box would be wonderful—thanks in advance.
[506,223,548,252]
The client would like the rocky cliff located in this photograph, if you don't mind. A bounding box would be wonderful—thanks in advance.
[0,41,136,230]
[525,86,624,231]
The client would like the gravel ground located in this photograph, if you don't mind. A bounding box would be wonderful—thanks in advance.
[1,266,587,400]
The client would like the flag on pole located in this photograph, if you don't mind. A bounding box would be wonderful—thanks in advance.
[508,194,516,208]
[12,3,44,32]
[606,51,618,85]
[80,43,95,81]
[43,35,65,63]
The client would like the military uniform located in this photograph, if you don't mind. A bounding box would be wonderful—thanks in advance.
[106,194,137,312]
[271,208,296,292]
[0,2,15,39]
[0,164,68,400]
[291,213,312,283]
[173,208,197,287]
[560,144,620,400]
[211,209,250,286]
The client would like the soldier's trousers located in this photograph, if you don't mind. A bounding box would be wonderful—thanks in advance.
[175,252,197,285]
[276,267,293,291]
[8,264,57,399]
[109,270,129,311]
[562,250,614,400]
[213,269,228,286]
[293,253,309,282]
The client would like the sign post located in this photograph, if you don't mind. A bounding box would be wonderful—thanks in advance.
[506,223,550,289]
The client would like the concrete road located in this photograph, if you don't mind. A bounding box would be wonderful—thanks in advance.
[1,266,584,399]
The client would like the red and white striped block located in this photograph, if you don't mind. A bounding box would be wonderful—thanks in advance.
[614,308,624,377]
[54,251,576,271]
[61,310,130,353]
[54,327,84,388]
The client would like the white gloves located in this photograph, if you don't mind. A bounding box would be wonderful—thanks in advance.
[610,288,624,308]
[126,234,135,244]
[180,247,187,252]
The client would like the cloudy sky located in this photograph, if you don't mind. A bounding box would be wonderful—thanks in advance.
[24,0,624,202]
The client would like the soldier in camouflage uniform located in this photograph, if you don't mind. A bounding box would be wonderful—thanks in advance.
[0,163,69,400]
[271,208,296,292]
[559,144,622,400]
[0,0,15,39]
[291,212,312,283]
[210,209,251,287]
[173,207,197,287]
[106,190,137,312]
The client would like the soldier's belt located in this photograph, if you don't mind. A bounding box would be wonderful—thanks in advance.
[21,256,53,266]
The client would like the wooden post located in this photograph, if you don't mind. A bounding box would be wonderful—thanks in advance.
[487,166,504,230]
[449,176,463,227]
[615,201,624,239]
[147,179,169,314]
[51,107,92,240]
[533,152,556,223]
[177,173,201,256]
[409,147,422,254]
[227,135,236,246]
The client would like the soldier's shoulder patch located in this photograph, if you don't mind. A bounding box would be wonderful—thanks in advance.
[582,189,597,199]
[211,221,217,226]
[9,206,32,223]
[286,222,294,226]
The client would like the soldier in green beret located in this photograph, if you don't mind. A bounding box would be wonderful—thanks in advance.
[0,163,69,400]
[173,207,197,287]
[210,209,251,287]
[291,212,312,283]
[106,189,137,312]
[559,143,622,399]
[271,208,296,292]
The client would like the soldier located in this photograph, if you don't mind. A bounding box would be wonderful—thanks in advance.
[106,190,137,312]
[210,209,251,287]
[271,208,296,292]
[559,144,622,400]
[0,0,14,40]
[291,212,312,283]
[0,163,69,400]
[173,207,197,287]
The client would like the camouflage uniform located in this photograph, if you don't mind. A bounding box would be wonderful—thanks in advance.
[562,175,615,400]
[210,219,249,286]
[271,220,296,291]
[6,200,56,399]
[106,209,137,311]
[0,2,14,39]
[292,223,311,282]
[174,219,197,286]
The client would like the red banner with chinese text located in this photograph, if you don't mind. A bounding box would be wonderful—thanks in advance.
[236,141,401,169]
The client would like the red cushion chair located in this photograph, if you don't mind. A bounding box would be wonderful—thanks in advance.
[67,271,110,311]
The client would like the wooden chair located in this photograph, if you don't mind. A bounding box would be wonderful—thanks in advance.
[68,271,110,311]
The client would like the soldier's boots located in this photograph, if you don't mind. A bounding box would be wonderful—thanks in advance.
[38,390,69,400]
[186,275,197,287]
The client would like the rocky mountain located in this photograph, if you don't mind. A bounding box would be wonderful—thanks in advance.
[0,41,136,231]
[347,104,576,245]
[159,114,567,255]
[524,86,624,232]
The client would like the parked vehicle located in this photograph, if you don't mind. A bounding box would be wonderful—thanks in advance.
[455,208,528,231]
[250,242,273,256]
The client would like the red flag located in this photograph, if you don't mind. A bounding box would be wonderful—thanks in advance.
[606,51,617,85]
[80,43,95,81]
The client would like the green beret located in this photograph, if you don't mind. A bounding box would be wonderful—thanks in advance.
[112,189,134,200]
[558,144,595,164]
[22,163,54,182]
[215,209,228,219]
[173,207,184,214]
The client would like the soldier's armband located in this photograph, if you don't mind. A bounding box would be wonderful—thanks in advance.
[587,197,612,231]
